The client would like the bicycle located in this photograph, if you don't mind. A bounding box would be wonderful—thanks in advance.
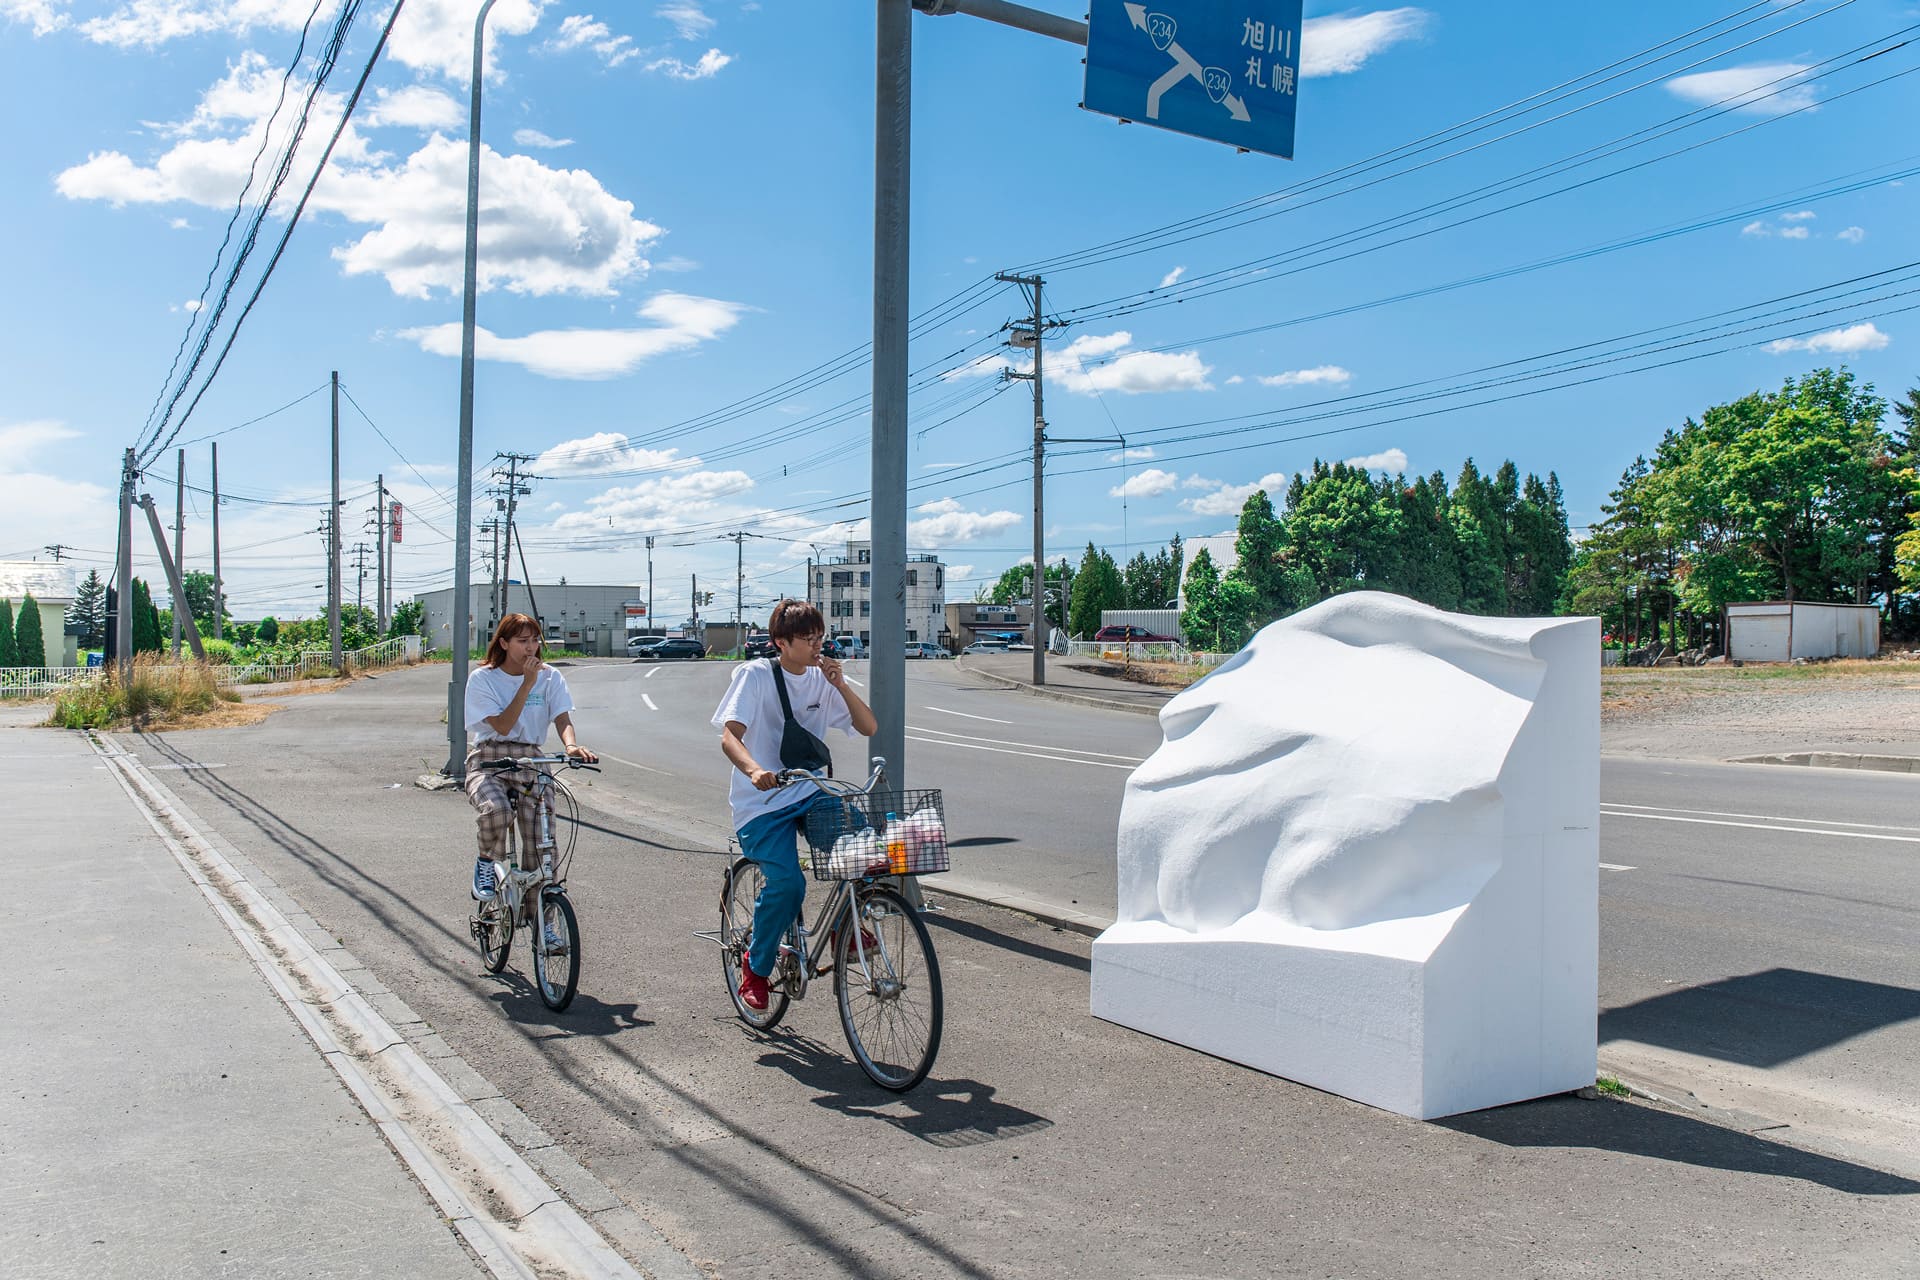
[468,754,599,1012]
[704,756,947,1092]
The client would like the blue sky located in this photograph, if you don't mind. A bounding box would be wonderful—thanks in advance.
[2,0,1916,626]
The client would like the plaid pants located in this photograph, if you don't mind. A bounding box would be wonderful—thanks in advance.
[465,739,551,867]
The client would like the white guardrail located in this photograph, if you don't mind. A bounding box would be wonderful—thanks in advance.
[0,635,424,699]
[1061,639,1231,668]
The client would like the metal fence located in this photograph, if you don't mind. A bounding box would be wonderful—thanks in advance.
[1061,639,1231,668]
[0,635,425,699]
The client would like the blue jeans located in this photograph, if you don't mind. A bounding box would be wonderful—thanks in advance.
[738,791,838,978]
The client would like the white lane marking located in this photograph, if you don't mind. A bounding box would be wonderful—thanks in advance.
[1604,801,1920,834]
[845,675,864,687]
[1600,863,1637,872]
[906,723,1148,763]
[645,665,660,679]
[598,751,671,776]
[642,694,659,712]
[924,706,1015,725]
[907,734,1136,770]
[1601,808,1920,844]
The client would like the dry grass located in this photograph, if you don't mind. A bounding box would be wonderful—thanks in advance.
[1064,659,1214,689]
[46,655,255,730]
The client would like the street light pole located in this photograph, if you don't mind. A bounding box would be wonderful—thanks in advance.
[446,0,503,779]
[871,0,911,790]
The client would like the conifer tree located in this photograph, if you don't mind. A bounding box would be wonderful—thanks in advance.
[131,579,162,653]
[0,600,15,668]
[71,570,106,648]
[14,593,45,668]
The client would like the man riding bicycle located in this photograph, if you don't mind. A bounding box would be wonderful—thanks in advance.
[712,598,877,1011]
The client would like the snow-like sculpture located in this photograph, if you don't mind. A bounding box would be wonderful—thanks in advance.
[1090,592,1598,1119]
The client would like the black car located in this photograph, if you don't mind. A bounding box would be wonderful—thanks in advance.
[633,637,706,661]
[743,633,776,659]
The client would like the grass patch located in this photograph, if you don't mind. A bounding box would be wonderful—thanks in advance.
[47,656,249,731]
[1595,1075,1631,1098]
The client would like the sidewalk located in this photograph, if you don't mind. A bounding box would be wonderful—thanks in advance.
[957,651,1176,716]
[0,728,484,1279]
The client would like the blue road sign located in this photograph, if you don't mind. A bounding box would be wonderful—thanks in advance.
[1083,0,1303,160]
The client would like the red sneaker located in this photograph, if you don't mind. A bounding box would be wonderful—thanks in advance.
[738,966,771,1012]
[814,927,880,974]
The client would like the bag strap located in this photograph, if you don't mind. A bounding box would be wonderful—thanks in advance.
[769,657,797,723]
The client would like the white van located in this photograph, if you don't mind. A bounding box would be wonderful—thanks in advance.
[832,634,867,659]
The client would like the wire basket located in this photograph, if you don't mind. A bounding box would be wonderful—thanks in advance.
[804,788,949,881]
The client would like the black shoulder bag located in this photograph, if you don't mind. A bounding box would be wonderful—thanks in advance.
[769,659,833,775]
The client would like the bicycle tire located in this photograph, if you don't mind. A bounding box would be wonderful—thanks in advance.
[835,884,942,1091]
[531,888,580,1012]
[721,857,789,1029]
[473,892,512,974]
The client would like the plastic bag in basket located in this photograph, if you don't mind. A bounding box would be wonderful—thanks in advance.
[825,828,890,878]
[898,806,948,869]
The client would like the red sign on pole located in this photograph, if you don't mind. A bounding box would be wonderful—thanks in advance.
[389,501,403,544]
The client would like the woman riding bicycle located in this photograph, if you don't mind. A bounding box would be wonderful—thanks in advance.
[712,598,877,1011]
[465,613,597,903]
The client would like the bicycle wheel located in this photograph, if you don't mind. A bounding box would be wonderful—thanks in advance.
[473,890,512,974]
[531,888,580,1012]
[835,884,942,1091]
[721,856,788,1029]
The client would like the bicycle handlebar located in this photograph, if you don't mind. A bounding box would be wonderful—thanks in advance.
[773,755,886,795]
[478,755,601,773]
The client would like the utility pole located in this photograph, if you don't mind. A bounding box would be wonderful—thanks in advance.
[491,452,534,623]
[172,448,185,657]
[210,443,223,641]
[645,535,655,635]
[116,449,135,685]
[373,474,387,635]
[691,573,699,632]
[42,544,70,561]
[329,370,342,667]
[351,542,371,612]
[719,531,750,655]
[997,271,1049,685]
[479,516,502,630]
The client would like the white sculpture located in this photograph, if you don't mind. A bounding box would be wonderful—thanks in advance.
[1090,592,1598,1119]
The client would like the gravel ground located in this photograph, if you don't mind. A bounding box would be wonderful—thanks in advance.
[1602,655,1920,759]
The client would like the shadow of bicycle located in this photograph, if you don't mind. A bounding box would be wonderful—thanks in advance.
[479,971,656,1039]
[752,1031,1053,1147]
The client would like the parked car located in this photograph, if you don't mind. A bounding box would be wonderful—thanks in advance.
[742,633,776,659]
[904,642,951,660]
[632,637,706,661]
[832,634,867,659]
[1092,624,1175,643]
[961,641,1008,656]
[624,634,657,655]
[820,637,842,659]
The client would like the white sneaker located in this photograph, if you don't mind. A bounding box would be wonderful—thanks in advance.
[471,857,498,901]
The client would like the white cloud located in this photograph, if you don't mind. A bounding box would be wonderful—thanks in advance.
[1764,322,1890,355]
[398,291,748,379]
[656,2,713,39]
[648,47,731,79]
[1777,225,1809,240]
[909,497,1021,543]
[1159,265,1185,288]
[0,419,81,458]
[1106,446,1156,462]
[1182,471,1290,518]
[58,62,662,299]
[388,0,550,83]
[77,0,338,47]
[921,462,966,471]
[514,127,574,149]
[1740,220,1769,237]
[654,254,699,272]
[1780,210,1817,222]
[548,12,639,67]
[1258,364,1352,388]
[1301,8,1430,77]
[945,330,1210,395]
[1225,374,1244,385]
[357,86,459,132]
[1109,468,1179,499]
[1666,62,1816,115]
[946,563,975,582]
[532,434,700,477]
[0,420,112,555]
[1344,447,1408,473]
[1836,225,1866,244]
[1,0,68,36]
[553,467,755,533]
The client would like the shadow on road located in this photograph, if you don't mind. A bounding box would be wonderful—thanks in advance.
[1440,1094,1920,1196]
[922,910,1091,973]
[753,1032,1055,1148]
[482,974,656,1039]
[1600,967,1920,1068]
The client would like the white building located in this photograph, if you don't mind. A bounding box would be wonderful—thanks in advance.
[807,541,946,648]
[416,582,645,657]
[0,560,81,666]
[1725,601,1880,662]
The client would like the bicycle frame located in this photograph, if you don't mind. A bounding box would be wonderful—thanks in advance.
[484,757,585,923]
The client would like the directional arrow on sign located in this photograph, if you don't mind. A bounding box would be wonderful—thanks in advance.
[1125,3,1250,123]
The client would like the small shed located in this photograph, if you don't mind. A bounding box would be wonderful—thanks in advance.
[0,561,82,667]
[1725,601,1880,662]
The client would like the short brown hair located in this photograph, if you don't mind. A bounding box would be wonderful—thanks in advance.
[768,598,824,643]
[483,613,543,667]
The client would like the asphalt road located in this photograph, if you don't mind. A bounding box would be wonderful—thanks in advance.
[121,660,1920,1277]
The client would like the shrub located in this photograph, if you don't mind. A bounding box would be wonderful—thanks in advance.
[199,637,236,664]
[257,615,279,644]
[0,599,15,667]
[47,656,233,728]
[14,594,45,668]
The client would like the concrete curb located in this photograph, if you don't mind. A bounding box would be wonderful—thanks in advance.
[91,731,699,1280]
[1729,750,1920,774]
[956,661,1166,718]
[923,873,1114,937]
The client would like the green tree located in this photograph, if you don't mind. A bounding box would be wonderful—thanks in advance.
[14,594,46,667]
[1230,488,1288,616]
[257,615,279,644]
[176,570,228,637]
[131,578,162,653]
[1179,548,1256,652]
[387,599,424,638]
[70,570,106,648]
[1448,458,1510,614]
[0,600,15,667]
[1069,542,1124,637]
[1894,382,1919,461]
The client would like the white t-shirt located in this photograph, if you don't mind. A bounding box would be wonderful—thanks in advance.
[466,664,574,746]
[711,659,855,829]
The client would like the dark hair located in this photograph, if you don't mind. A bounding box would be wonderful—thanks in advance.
[768,598,825,643]
[483,613,543,668]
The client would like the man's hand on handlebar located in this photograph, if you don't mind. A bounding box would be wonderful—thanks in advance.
[749,766,780,791]
[566,743,598,765]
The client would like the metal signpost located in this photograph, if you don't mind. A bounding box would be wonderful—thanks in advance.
[1083,0,1304,159]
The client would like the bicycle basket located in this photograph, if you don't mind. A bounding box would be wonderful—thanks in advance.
[804,788,948,881]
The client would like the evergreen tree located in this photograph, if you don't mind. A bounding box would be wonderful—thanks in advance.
[1231,488,1288,616]
[0,600,15,667]
[14,594,45,668]
[71,570,107,647]
[1894,381,1919,461]
[132,578,162,653]
[1179,548,1256,651]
